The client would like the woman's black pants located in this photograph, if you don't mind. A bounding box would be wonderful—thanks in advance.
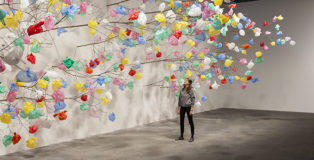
[180,106,194,137]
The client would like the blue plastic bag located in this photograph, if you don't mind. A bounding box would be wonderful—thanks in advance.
[116,6,126,15]
[16,68,38,83]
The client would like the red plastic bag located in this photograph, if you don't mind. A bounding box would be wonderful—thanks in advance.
[27,21,45,36]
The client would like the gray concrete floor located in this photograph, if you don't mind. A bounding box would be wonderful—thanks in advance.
[1,108,314,160]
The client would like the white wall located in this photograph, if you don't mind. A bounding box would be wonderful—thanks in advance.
[219,0,314,112]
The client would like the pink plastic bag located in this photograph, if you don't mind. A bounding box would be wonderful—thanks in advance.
[168,35,178,46]
[110,9,117,18]
[7,89,17,103]
[79,1,88,14]
[52,89,64,102]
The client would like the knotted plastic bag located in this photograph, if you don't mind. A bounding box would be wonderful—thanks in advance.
[54,110,67,120]
[63,57,74,69]
[26,137,38,148]
[31,41,40,53]
[38,79,49,89]
[42,15,55,30]
[168,35,178,46]
[0,84,7,93]
[0,113,13,124]
[88,19,98,35]
[52,79,63,91]
[80,103,88,111]
[116,6,126,15]
[6,89,17,102]
[102,97,110,106]
[155,13,166,26]
[79,1,88,14]
[0,59,6,72]
[3,46,23,65]
[24,102,34,114]
[137,12,147,26]
[2,135,13,147]
[52,89,64,102]
[4,106,17,119]
[0,9,6,26]
[12,132,21,145]
[54,101,66,113]
[27,21,44,36]
[72,61,81,71]
[16,68,38,83]
[27,53,36,64]
[108,112,116,122]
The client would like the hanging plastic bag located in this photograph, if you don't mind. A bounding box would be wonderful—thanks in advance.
[137,36,146,44]
[188,4,201,17]
[16,68,38,83]
[30,41,40,53]
[27,21,45,36]
[6,89,17,103]
[79,1,88,15]
[137,12,147,26]
[116,6,126,15]
[54,101,66,113]
[26,137,38,148]
[0,9,6,26]
[12,132,21,145]
[3,46,23,65]
[2,135,13,147]
[168,35,178,46]
[108,112,116,122]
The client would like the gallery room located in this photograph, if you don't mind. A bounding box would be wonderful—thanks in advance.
[0,0,313,159]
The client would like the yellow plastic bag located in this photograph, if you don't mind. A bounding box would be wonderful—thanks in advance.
[26,137,38,149]
[102,97,110,106]
[38,79,49,89]
[24,102,34,114]
[0,113,13,124]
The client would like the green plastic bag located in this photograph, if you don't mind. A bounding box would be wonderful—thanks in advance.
[256,57,264,63]
[28,107,42,119]
[245,70,253,76]
[113,63,119,71]
[63,58,74,69]
[2,135,13,147]
[14,37,24,51]
[0,84,7,94]
[127,81,134,89]
[31,43,40,53]
[164,76,170,82]
[19,110,27,119]
[43,76,50,82]
[0,9,6,26]
[192,61,199,68]
[105,55,112,61]
[72,61,81,71]
[80,103,88,111]
[104,77,111,84]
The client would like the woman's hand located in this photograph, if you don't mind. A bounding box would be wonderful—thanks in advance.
[189,106,194,115]
[177,107,180,115]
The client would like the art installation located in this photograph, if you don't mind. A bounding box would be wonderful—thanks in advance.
[0,0,295,150]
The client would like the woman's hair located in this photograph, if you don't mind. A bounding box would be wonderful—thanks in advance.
[183,78,193,93]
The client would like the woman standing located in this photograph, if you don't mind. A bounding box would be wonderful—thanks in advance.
[175,78,195,142]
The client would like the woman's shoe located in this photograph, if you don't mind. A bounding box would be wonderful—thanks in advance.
[189,137,194,142]
[175,136,184,140]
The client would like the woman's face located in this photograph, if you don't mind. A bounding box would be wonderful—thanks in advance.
[184,79,189,86]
